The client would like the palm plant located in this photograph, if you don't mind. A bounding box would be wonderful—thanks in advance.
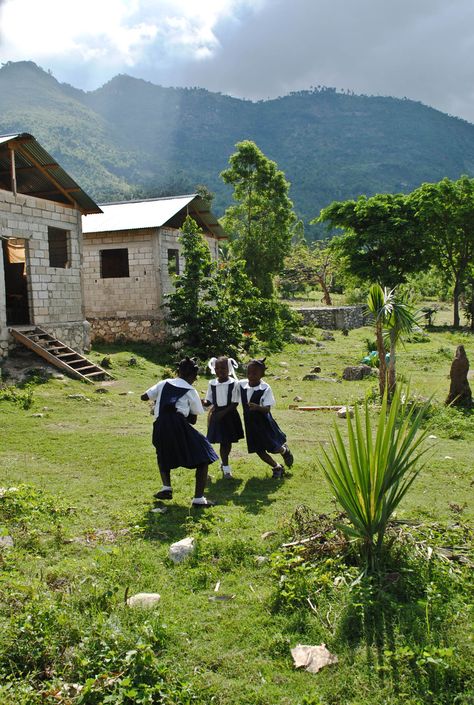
[319,386,430,571]
[367,284,420,398]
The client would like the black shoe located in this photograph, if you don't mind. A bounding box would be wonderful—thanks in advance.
[154,489,173,500]
[282,445,294,468]
[272,465,284,479]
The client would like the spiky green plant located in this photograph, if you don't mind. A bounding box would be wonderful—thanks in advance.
[319,387,430,570]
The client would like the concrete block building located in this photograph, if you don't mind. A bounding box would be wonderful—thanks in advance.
[0,133,101,358]
[81,195,226,343]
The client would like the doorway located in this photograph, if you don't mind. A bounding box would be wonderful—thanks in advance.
[2,238,30,324]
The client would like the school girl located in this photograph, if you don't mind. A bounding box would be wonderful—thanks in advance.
[238,358,293,478]
[141,356,218,507]
[204,356,244,478]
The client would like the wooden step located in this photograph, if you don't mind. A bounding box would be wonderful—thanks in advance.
[9,326,112,383]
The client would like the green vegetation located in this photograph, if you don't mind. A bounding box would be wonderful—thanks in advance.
[3,61,474,235]
[221,140,296,297]
[320,386,430,569]
[316,176,474,328]
[1,323,472,704]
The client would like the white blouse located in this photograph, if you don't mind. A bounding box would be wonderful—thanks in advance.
[205,378,240,407]
[145,378,203,419]
[237,380,276,407]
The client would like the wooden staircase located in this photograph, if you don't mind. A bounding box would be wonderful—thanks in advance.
[9,327,112,383]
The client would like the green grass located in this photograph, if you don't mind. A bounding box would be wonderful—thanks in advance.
[0,325,473,704]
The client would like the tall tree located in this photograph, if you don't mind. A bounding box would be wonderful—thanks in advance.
[315,193,428,289]
[410,176,474,327]
[221,140,296,297]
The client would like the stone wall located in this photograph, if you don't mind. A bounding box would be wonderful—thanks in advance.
[1,188,85,358]
[88,316,166,344]
[298,305,366,330]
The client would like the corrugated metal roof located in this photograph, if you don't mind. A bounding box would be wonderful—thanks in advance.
[82,195,226,239]
[0,132,101,214]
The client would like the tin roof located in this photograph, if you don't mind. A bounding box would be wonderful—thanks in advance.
[82,194,226,239]
[0,132,101,214]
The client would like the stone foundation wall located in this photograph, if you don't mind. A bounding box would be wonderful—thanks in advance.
[298,306,366,330]
[89,316,166,344]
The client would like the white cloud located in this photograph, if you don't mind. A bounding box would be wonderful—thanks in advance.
[0,0,255,81]
[1,0,474,122]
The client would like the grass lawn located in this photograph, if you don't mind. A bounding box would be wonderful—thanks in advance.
[0,323,473,704]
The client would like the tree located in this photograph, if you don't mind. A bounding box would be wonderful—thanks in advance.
[410,176,474,327]
[278,239,337,304]
[315,193,428,289]
[367,284,420,398]
[221,140,296,297]
[166,216,243,359]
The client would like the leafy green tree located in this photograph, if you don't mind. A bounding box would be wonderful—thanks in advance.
[315,193,428,289]
[410,176,474,327]
[221,140,296,297]
[166,216,243,359]
[278,239,337,304]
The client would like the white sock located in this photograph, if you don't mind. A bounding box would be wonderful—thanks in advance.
[222,465,231,472]
[192,496,208,505]
[161,485,172,491]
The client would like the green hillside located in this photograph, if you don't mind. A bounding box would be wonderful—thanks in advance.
[2,61,474,238]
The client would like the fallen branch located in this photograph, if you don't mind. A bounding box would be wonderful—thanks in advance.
[288,405,343,411]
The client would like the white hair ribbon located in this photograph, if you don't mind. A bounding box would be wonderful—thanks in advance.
[228,358,239,379]
[208,357,217,374]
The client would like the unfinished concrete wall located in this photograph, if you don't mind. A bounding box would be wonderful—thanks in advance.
[83,226,220,343]
[0,188,85,358]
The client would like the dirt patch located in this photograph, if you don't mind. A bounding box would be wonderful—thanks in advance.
[1,349,60,384]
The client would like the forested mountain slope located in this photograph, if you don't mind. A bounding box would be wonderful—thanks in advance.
[2,61,474,238]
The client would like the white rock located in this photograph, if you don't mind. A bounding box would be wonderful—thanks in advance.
[0,535,14,549]
[428,435,438,439]
[337,406,354,419]
[126,592,161,608]
[169,537,196,563]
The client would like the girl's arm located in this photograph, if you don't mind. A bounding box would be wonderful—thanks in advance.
[214,402,238,419]
[141,393,150,401]
[248,402,271,414]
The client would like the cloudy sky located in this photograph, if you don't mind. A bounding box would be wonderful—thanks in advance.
[1,0,474,122]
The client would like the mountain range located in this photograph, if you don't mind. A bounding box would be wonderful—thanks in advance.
[2,60,474,239]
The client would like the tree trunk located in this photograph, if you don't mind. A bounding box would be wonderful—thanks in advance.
[387,329,397,398]
[317,275,333,305]
[375,321,386,398]
[453,276,461,328]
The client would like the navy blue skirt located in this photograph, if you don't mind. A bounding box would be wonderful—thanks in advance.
[243,410,286,453]
[207,406,244,444]
[153,411,218,470]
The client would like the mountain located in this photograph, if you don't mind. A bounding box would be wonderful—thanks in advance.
[2,61,474,239]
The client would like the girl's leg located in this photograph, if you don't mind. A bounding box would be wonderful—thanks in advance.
[256,451,285,479]
[220,442,232,466]
[154,463,173,499]
[220,442,233,477]
[159,466,171,487]
[194,463,209,498]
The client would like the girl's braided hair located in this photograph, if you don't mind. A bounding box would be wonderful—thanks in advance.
[177,356,199,377]
[248,357,266,373]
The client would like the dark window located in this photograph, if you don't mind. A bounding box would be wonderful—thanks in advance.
[48,227,69,268]
[100,248,130,278]
[168,248,179,275]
